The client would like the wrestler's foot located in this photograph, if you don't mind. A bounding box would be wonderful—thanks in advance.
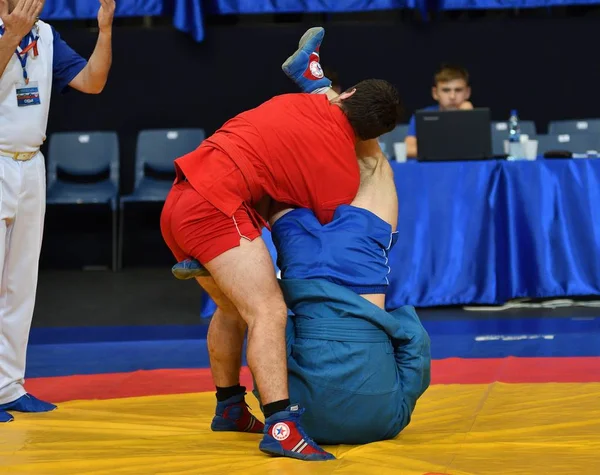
[0,410,14,423]
[259,404,335,461]
[282,27,331,94]
[0,394,57,413]
[211,393,265,434]
[172,258,210,280]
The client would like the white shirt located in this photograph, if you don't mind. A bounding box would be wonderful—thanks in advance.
[0,20,54,152]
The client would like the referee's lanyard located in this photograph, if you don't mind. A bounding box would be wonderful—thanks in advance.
[0,25,39,84]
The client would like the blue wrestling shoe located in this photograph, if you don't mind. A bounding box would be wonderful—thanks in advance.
[211,393,265,434]
[282,27,332,93]
[171,258,210,280]
[0,394,57,413]
[0,410,14,423]
[259,404,335,461]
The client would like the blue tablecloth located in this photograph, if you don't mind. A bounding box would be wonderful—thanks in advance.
[200,158,600,316]
[387,158,600,308]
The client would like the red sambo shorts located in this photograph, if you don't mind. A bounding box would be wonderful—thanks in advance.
[160,151,264,264]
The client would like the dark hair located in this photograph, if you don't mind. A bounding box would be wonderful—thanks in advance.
[340,79,403,140]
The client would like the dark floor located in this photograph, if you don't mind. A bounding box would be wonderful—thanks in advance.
[33,268,600,328]
[34,268,202,327]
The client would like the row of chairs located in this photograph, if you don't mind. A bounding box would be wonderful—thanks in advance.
[378,118,600,159]
[46,129,206,271]
[46,119,600,271]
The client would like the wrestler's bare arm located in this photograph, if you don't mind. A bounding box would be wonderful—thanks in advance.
[351,141,399,232]
[326,87,399,231]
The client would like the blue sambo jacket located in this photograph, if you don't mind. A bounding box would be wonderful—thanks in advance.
[256,278,432,445]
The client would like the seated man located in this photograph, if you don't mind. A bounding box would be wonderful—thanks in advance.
[405,63,473,158]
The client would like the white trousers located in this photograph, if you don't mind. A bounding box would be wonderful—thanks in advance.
[0,153,45,404]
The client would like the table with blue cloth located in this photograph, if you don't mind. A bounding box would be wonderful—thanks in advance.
[200,158,600,316]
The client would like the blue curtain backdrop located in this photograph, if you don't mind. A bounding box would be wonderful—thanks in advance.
[208,0,416,14]
[41,0,599,43]
[40,0,205,41]
[41,1,164,19]
[440,0,600,8]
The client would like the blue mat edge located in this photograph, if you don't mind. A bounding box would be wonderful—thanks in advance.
[29,324,210,345]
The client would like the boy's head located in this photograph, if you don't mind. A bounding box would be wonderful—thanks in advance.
[431,64,471,110]
[333,79,403,141]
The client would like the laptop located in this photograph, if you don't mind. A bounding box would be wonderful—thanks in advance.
[415,108,493,161]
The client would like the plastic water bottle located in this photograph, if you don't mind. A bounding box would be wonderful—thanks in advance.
[507,109,521,160]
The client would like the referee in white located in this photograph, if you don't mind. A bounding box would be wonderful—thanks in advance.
[0,0,115,423]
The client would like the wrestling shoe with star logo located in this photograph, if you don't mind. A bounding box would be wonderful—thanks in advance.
[259,404,335,461]
[282,27,332,94]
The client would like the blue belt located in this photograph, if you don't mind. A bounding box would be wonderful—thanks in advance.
[294,319,390,343]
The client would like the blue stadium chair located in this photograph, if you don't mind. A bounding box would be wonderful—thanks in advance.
[491,120,537,156]
[548,119,600,136]
[117,128,206,270]
[378,124,409,160]
[535,133,600,156]
[46,131,119,270]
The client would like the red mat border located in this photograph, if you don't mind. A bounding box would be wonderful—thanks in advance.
[25,357,600,403]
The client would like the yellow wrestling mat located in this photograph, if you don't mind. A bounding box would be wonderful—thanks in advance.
[2,383,600,475]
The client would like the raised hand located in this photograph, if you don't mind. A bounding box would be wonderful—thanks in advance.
[0,0,43,42]
[97,0,115,33]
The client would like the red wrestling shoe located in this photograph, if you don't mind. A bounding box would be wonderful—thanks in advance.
[259,404,335,461]
[211,393,264,434]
